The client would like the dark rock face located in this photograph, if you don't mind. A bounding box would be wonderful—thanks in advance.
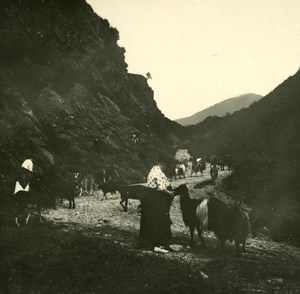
[0,0,182,196]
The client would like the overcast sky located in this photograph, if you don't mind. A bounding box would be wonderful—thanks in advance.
[87,0,300,120]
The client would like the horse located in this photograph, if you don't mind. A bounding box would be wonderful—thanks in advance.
[173,184,250,256]
[210,165,218,184]
[12,169,43,226]
[175,163,186,180]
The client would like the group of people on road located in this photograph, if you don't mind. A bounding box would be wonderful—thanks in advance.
[13,155,222,254]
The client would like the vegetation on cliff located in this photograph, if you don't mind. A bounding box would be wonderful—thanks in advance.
[0,0,182,197]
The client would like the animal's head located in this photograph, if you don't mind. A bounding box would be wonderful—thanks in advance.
[173,184,189,196]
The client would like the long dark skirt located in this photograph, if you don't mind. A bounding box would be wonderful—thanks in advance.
[139,190,173,247]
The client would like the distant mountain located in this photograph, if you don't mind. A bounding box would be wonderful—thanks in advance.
[185,69,300,241]
[175,93,263,126]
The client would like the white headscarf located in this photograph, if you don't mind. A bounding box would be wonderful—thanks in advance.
[21,159,33,172]
[147,165,170,190]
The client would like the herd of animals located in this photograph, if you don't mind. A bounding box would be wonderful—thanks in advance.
[10,157,276,257]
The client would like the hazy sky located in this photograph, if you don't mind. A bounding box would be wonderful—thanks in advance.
[87,0,300,120]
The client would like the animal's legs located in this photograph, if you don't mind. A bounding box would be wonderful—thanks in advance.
[25,211,31,225]
[101,192,107,200]
[242,241,246,253]
[196,226,206,247]
[37,205,44,223]
[235,241,241,257]
[218,239,226,254]
[120,199,126,211]
[15,214,21,227]
[14,203,21,226]
[189,226,195,246]
[69,197,75,209]
[53,197,56,210]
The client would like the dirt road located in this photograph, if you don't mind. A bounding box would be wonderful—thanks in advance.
[1,169,299,293]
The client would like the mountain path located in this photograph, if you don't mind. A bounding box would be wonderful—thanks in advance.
[41,169,300,294]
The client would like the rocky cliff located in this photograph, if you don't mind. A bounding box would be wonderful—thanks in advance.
[0,0,182,195]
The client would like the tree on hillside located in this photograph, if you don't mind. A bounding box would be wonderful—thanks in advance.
[146,72,152,80]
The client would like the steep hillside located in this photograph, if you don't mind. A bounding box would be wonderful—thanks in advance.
[184,69,300,241]
[176,93,262,126]
[0,0,182,197]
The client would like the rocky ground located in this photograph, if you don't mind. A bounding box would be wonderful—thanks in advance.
[0,169,299,293]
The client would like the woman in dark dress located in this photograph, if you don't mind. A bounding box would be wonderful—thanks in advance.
[139,164,173,253]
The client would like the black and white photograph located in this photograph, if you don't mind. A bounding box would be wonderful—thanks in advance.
[0,0,300,293]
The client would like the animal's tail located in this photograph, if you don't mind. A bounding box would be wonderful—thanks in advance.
[196,198,209,229]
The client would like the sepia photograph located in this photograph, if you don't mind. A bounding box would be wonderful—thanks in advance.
[0,0,299,293]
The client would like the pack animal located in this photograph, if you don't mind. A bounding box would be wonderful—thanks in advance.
[174,184,250,256]
[98,182,119,200]
[119,184,150,212]
[199,196,250,256]
[175,163,186,180]
[173,184,206,247]
[190,160,205,177]
[79,174,95,196]
[51,173,79,209]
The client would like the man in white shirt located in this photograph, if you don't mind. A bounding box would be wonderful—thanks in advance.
[14,158,33,194]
